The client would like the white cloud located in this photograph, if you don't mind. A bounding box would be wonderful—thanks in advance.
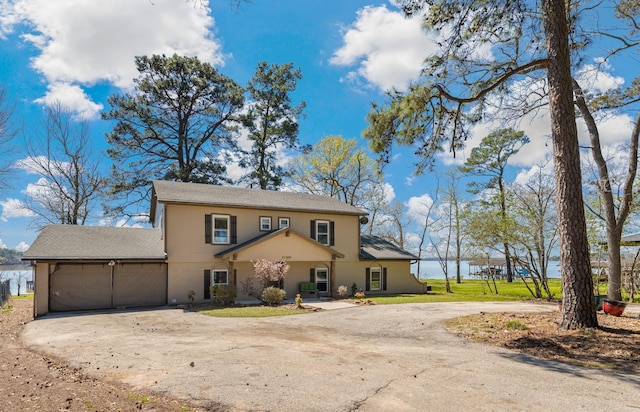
[514,161,554,186]
[1,0,222,116]
[15,156,72,176]
[34,83,104,120]
[98,216,146,228]
[404,193,434,221]
[14,241,29,252]
[0,197,34,221]
[0,238,6,248]
[575,60,625,95]
[330,5,435,91]
[381,182,396,203]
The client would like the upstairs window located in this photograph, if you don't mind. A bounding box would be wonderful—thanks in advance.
[278,217,290,229]
[205,214,237,245]
[310,219,334,246]
[213,215,230,244]
[260,216,272,231]
[316,220,329,245]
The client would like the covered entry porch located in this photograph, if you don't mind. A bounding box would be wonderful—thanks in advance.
[214,227,344,298]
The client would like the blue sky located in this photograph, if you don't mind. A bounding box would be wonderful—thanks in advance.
[0,1,637,255]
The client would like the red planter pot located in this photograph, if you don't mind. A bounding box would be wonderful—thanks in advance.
[602,299,627,317]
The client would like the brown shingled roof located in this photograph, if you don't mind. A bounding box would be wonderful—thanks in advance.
[360,235,417,260]
[22,225,165,261]
[151,180,367,221]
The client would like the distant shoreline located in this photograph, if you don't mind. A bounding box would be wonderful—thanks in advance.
[0,264,31,271]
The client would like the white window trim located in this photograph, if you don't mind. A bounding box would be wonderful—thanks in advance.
[315,267,329,293]
[213,214,230,244]
[316,220,330,245]
[212,269,229,285]
[260,216,272,231]
[370,267,382,291]
[278,217,290,229]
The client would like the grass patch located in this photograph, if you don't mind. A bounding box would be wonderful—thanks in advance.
[10,294,33,300]
[194,305,313,318]
[365,278,563,304]
[504,320,528,330]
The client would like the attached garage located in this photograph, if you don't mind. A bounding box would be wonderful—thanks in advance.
[23,225,167,317]
[49,262,167,312]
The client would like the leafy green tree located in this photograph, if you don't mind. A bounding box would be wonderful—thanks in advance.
[459,128,529,282]
[240,61,306,190]
[288,135,377,206]
[364,0,597,328]
[103,54,244,216]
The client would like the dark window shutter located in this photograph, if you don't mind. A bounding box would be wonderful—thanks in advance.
[329,221,335,246]
[204,270,211,299]
[231,216,237,244]
[365,267,370,292]
[310,220,316,240]
[233,269,237,286]
[383,268,387,291]
[205,215,212,244]
[310,268,315,282]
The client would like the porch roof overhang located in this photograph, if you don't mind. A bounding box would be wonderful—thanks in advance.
[214,227,345,261]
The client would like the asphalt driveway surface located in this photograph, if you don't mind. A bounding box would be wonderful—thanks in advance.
[22,302,640,411]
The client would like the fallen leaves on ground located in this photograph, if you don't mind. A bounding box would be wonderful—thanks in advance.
[446,309,640,373]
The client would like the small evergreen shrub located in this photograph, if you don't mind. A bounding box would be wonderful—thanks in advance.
[210,285,237,306]
[351,283,358,296]
[262,286,286,306]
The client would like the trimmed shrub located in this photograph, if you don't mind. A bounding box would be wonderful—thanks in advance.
[262,286,286,306]
[210,285,237,306]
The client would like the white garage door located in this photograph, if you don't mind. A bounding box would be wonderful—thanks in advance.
[49,262,167,312]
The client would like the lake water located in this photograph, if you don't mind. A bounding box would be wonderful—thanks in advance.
[0,268,34,296]
[414,260,561,280]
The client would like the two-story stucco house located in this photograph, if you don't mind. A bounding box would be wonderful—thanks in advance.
[24,180,425,316]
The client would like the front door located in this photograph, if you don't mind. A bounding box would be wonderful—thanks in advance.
[315,267,329,294]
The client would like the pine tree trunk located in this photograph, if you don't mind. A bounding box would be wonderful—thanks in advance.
[542,0,598,329]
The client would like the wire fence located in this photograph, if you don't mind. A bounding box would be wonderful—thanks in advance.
[0,279,10,307]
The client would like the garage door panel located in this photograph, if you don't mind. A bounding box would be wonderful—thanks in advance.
[50,264,111,312]
[113,263,167,307]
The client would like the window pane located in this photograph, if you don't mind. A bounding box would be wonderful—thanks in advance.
[214,217,228,229]
[279,218,289,229]
[370,269,381,290]
[316,221,329,244]
[213,216,229,243]
[213,270,228,285]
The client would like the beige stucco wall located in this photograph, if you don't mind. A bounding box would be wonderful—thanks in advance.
[336,261,426,295]
[161,202,424,304]
[163,203,361,262]
[33,261,50,317]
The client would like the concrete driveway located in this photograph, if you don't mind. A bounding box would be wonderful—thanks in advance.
[21,302,640,411]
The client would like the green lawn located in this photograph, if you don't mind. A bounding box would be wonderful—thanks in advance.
[365,278,564,304]
[193,305,310,318]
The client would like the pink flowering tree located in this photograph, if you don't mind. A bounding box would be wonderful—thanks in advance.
[252,259,289,289]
